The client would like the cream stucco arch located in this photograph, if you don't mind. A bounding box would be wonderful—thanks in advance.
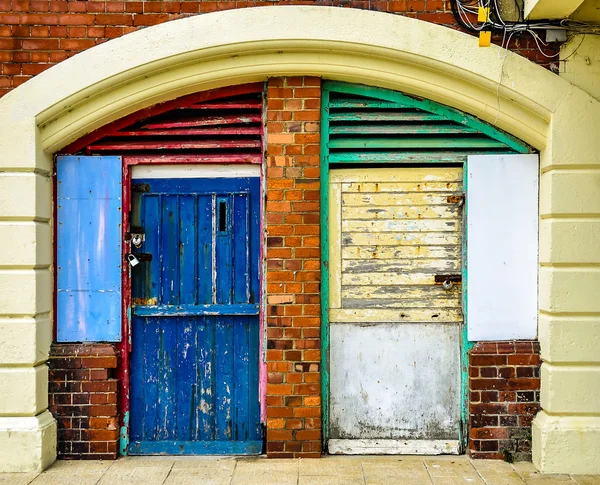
[1,6,599,474]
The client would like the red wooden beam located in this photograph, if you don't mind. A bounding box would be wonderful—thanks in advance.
[87,140,261,151]
[122,154,262,165]
[112,127,261,137]
[60,83,264,154]
[142,114,261,130]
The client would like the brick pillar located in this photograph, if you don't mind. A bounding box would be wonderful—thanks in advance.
[265,76,322,458]
[48,344,120,460]
[469,341,541,461]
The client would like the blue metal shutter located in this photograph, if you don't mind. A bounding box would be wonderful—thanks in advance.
[56,155,122,342]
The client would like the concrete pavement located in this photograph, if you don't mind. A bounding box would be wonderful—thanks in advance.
[1,456,599,485]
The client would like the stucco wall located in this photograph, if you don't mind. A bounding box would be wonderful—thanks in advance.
[0,6,598,473]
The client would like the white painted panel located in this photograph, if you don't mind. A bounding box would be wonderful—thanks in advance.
[328,439,459,455]
[329,323,461,443]
[131,164,260,179]
[467,154,539,340]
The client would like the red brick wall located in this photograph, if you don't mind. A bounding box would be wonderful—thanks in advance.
[48,344,120,460]
[469,341,541,462]
[265,76,322,458]
[0,1,559,97]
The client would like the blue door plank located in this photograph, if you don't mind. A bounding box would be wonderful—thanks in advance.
[216,195,233,305]
[177,317,196,442]
[249,178,261,304]
[197,195,213,305]
[143,318,160,441]
[161,195,180,305]
[179,195,198,305]
[215,316,233,441]
[233,194,249,304]
[197,316,216,441]
[129,315,145,441]
[248,315,261,440]
[233,315,250,441]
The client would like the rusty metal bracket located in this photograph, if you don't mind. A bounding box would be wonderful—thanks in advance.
[434,274,462,284]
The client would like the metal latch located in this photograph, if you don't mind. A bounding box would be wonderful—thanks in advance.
[125,227,145,248]
[434,274,462,291]
[447,194,465,207]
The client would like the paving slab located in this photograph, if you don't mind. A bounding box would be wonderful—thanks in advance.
[163,467,233,485]
[298,477,365,485]
[97,464,173,485]
[0,473,39,485]
[573,478,600,485]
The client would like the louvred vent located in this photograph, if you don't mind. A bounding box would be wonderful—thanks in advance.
[325,83,530,164]
[63,84,264,163]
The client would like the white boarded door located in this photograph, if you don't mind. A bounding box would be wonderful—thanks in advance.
[328,167,463,455]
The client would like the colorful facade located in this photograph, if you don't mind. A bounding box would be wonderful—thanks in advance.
[0,2,599,475]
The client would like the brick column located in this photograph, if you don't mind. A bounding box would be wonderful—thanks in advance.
[265,76,322,458]
[469,341,541,461]
[48,344,119,460]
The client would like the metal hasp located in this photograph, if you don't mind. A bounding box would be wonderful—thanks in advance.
[128,176,261,455]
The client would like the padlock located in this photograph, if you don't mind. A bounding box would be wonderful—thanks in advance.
[127,254,140,267]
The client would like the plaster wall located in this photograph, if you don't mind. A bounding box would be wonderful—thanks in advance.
[560,35,600,101]
[0,6,598,473]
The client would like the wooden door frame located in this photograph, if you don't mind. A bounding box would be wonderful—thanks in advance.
[118,156,266,455]
[319,81,532,452]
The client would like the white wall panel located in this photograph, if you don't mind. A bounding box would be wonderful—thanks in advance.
[467,154,539,340]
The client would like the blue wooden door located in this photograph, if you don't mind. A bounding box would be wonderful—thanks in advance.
[129,176,261,455]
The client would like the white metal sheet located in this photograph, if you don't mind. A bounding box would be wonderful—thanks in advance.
[466,154,539,340]
[329,323,461,444]
[328,439,460,455]
[131,164,260,179]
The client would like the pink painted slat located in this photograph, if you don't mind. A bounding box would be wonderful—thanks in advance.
[88,140,261,151]
[113,127,261,136]
[143,114,262,129]
[185,102,262,110]
[122,154,262,164]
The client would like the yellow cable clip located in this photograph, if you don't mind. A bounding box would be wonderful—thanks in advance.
[479,31,492,47]
[478,6,490,22]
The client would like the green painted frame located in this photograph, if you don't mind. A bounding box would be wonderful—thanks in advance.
[319,80,531,451]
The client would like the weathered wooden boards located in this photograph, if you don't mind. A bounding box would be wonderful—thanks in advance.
[328,167,463,454]
[129,176,261,455]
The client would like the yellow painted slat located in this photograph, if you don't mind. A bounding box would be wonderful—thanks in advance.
[342,182,462,193]
[330,167,463,183]
[342,192,460,206]
[342,284,461,300]
[342,205,459,220]
[342,219,459,233]
[330,308,463,323]
[343,232,460,247]
[329,182,343,310]
[342,298,461,309]
[342,258,460,273]
[342,245,461,260]
[343,272,450,286]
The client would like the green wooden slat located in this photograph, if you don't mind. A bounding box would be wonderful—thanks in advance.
[329,98,403,109]
[330,112,444,122]
[329,151,468,164]
[320,89,331,444]
[324,81,531,154]
[330,124,479,135]
[329,137,509,149]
